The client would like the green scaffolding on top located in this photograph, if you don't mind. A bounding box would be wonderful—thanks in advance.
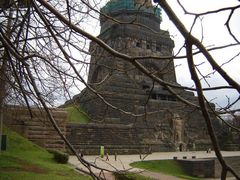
[101,0,161,20]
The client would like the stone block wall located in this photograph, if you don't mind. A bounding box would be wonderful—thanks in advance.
[178,159,215,178]
[177,156,240,178]
[3,106,68,151]
[3,105,212,155]
[66,122,174,155]
[214,156,240,178]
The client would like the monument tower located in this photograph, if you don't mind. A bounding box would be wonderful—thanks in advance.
[67,0,213,153]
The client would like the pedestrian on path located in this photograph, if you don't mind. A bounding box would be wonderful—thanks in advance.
[106,153,109,161]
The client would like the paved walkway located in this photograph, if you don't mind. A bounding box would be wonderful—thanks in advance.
[69,151,240,179]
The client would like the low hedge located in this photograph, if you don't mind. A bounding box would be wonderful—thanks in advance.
[48,149,69,164]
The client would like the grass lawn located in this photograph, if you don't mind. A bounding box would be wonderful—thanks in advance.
[130,160,201,180]
[0,127,90,180]
[64,105,90,123]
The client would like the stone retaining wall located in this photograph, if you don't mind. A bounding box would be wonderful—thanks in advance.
[66,122,174,155]
[3,106,67,151]
[214,156,240,178]
[177,159,215,178]
[177,156,240,178]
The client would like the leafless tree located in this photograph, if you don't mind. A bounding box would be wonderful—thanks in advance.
[0,0,239,179]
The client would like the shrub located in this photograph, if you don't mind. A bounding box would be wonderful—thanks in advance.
[114,173,134,180]
[114,172,152,180]
[48,149,69,164]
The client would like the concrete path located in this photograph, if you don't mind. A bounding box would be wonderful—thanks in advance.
[69,151,240,179]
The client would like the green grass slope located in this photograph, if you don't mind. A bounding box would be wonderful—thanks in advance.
[0,127,90,180]
[64,106,90,123]
[130,160,201,180]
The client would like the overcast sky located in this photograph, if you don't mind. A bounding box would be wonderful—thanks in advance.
[159,0,240,110]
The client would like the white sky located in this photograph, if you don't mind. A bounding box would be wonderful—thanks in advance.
[81,0,240,110]
[159,0,240,110]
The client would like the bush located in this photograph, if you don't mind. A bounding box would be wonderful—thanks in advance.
[48,149,69,164]
[114,172,152,180]
[114,172,136,180]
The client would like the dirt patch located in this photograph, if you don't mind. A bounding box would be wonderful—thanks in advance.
[0,165,48,174]
[0,156,48,174]
[0,167,23,172]
[56,171,70,176]
[21,163,48,174]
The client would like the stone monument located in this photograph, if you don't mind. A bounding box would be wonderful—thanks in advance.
[66,0,215,154]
